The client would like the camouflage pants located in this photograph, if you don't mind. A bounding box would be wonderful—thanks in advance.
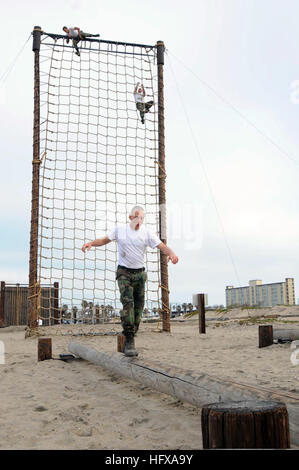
[136,101,154,121]
[116,266,147,336]
[72,33,94,51]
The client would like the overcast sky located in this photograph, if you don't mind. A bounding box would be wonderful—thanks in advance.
[1,0,299,306]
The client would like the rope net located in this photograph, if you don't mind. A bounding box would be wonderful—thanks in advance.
[35,35,162,334]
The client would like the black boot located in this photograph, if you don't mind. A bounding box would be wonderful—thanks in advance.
[123,333,138,357]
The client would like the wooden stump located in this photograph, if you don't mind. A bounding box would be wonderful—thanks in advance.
[38,338,52,361]
[259,325,273,348]
[117,334,135,353]
[202,400,290,449]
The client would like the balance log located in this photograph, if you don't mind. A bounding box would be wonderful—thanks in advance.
[273,329,299,341]
[201,400,290,449]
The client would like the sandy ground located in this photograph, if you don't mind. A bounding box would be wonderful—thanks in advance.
[0,309,299,450]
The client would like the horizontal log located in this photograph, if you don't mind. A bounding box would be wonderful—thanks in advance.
[274,329,299,341]
[68,342,299,447]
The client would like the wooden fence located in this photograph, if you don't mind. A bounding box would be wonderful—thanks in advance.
[0,282,58,327]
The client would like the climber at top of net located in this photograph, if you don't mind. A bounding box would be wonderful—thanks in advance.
[62,26,100,56]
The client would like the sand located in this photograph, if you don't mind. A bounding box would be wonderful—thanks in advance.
[0,310,299,450]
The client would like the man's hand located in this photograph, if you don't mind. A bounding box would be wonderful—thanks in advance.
[157,242,178,264]
[168,252,179,264]
[82,242,93,253]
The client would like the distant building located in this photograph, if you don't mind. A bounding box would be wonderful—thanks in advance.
[226,278,295,308]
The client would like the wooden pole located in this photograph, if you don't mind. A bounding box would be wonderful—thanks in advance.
[28,26,42,330]
[157,41,170,333]
[201,400,290,449]
[0,281,5,327]
[117,334,126,352]
[259,325,273,348]
[198,293,206,334]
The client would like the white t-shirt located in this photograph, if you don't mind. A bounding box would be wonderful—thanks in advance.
[134,92,144,104]
[107,223,162,269]
[68,27,79,38]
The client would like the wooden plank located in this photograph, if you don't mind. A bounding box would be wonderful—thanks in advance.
[68,342,299,447]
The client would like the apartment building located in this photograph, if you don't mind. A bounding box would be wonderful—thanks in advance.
[226,278,295,308]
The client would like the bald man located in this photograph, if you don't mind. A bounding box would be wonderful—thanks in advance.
[82,206,178,357]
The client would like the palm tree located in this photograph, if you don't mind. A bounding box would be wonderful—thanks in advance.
[182,303,188,315]
[95,304,100,324]
[60,304,69,324]
[187,303,193,313]
[101,304,106,323]
[88,302,94,323]
[81,300,88,323]
[71,305,78,324]
[176,304,182,316]
[107,304,114,318]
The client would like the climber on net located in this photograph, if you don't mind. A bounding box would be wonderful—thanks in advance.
[133,82,154,124]
[62,26,100,56]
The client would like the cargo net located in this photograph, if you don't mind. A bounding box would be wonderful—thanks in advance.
[35,34,162,335]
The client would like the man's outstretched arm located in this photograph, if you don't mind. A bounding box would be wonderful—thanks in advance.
[82,236,111,253]
[157,242,178,264]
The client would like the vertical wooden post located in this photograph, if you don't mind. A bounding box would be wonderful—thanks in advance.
[0,281,5,327]
[38,337,52,361]
[157,40,170,333]
[259,325,273,348]
[28,26,42,330]
[53,282,59,324]
[117,334,126,352]
[117,334,135,352]
[198,293,206,334]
